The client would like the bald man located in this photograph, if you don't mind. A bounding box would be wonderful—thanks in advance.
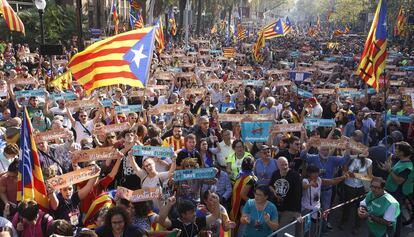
[269,157,302,236]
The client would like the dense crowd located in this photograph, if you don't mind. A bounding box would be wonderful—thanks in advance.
[0,30,412,237]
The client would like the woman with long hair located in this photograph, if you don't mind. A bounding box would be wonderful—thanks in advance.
[95,206,147,237]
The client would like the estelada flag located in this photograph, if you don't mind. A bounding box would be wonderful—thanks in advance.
[395,7,406,36]
[155,17,165,53]
[68,27,156,94]
[17,108,49,211]
[49,71,72,91]
[0,0,24,35]
[356,0,387,90]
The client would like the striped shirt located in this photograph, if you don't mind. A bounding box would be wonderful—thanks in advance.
[162,136,185,152]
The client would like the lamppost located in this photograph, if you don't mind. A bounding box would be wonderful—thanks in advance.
[34,0,46,45]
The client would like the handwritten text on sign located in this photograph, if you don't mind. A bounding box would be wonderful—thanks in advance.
[72,147,122,163]
[15,89,45,98]
[132,145,174,158]
[116,186,161,202]
[174,167,216,181]
[305,118,336,127]
[92,122,130,135]
[46,165,100,191]
[115,105,142,113]
[271,123,303,134]
[34,128,72,143]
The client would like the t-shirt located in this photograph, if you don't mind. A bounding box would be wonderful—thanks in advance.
[254,159,278,186]
[49,107,72,129]
[170,216,207,237]
[269,169,302,212]
[115,156,142,190]
[136,169,169,189]
[301,177,322,218]
[345,158,372,188]
[12,210,53,237]
[73,120,94,143]
[53,192,81,225]
[242,199,278,237]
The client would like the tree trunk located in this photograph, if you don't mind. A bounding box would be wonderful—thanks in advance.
[179,0,186,30]
[228,4,233,38]
[196,0,202,35]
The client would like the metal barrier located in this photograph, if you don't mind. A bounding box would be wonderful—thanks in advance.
[266,194,367,237]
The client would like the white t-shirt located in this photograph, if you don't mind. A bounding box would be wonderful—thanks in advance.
[135,169,169,189]
[345,158,372,188]
[73,120,94,144]
[209,89,222,104]
[302,177,322,218]
[49,107,71,129]
[311,103,323,118]
[217,141,234,167]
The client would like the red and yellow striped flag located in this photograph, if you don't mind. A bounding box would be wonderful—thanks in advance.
[395,7,406,36]
[252,31,265,62]
[17,108,49,211]
[112,3,119,34]
[0,0,24,35]
[168,11,176,36]
[223,47,236,58]
[356,0,387,90]
[155,17,165,53]
[68,27,156,94]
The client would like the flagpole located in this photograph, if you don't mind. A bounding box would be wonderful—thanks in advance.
[384,71,389,161]
[106,0,114,36]
[184,0,189,49]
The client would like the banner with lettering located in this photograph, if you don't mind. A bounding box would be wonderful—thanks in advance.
[46,165,100,191]
[116,187,161,202]
[132,145,174,158]
[115,105,143,113]
[92,122,131,135]
[305,118,336,127]
[386,114,413,124]
[243,80,265,86]
[72,147,123,163]
[9,77,38,85]
[218,113,274,122]
[309,137,368,154]
[34,128,72,143]
[297,88,314,98]
[49,92,77,101]
[15,89,45,99]
[147,104,185,115]
[241,121,272,142]
[66,100,100,110]
[174,167,217,181]
[271,123,303,134]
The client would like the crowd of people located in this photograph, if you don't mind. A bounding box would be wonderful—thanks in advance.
[0,27,412,237]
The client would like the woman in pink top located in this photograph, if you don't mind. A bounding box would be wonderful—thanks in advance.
[12,200,53,237]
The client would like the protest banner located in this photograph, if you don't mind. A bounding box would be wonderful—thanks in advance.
[116,187,161,202]
[132,145,174,157]
[147,85,169,91]
[223,80,243,86]
[272,80,292,87]
[387,114,413,124]
[309,137,368,154]
[242,80,265,86]
[34,128,72,143]
[390,80,403,86]
[147,104,185,115]
[46,165,100,191]
[72,147,123,163]
[267,69,288,75]
[92,122,131,135]
[236,66,253,71]
[66,99,100,110]
[154,72,174,81]
[297,88,314,98]
[305,118,336,127]
[9,76,38,85]
[401,87,414,95]
[115,105,143,113]
[313,89,335,94]
[49,92,77,101]
[241,121,272,142]
[288,71,312,82]
[174,167,217,181]
[15,89,45,99]
[339,90,363,97]
[218,113,274,122]
[205,78,223,84]
[271,123,303,134]
[198,66,219,72]
[175,72,196,78]
[179,63,196,69]
[100,99,113,107]
[181,88,206,96]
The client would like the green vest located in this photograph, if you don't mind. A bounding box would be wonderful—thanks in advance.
[365,192,400,237]
[226,151,252,179]
[385,160,414,196]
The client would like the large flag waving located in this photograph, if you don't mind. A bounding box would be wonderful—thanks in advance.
[284,17,292,34]
[0,0,25,35]
[262,19,285,39]
[17,108,49,211]
[68,27,156,94]
[395,7,406,36]
[155,17,165,53]
[356,0,387,90]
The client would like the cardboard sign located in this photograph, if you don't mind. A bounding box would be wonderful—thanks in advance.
[154,72,174,80]
[116,187,161,202]
[179,63,196,68]
[15,89,45,98]
[271,123,303,134]
[198,66,219,72]
[115,105,143,113]
[46,165,100,191]
[49,92,77,101]
[132,145,174,157]
[205,79,223,84]
[387,114,413,123]
[218,113,274,122]
[305,118,336,127]
[339,90,363,97]
[243,80,264,86]
[223,80,243,86]
[174,167,217,181]
[401,87,414,95]
[147,104,185,115]
[175,72,195,78]
[241,121,272,142]
[272,81,292,87]
[100,99,113,107]
[34,128,72,143]
[66,99,99,110]
[92,122,131,135]
[181,88,206,96]
[353,173,372,181]
[236,66,253,71]
[72,147,122,163]
[310,137,368,153]
[313,89,335,94]
[147,85,169,91]
[9,77,38,85]
[267,69,288,75]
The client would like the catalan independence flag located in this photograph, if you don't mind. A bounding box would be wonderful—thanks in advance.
[284,16,292,34]
[0,0,25,35]
[356,0,387,90]
[155,17,165,53]
[68,27,156,94]
[168,10,177,36]
[262,19,285,39]
[129,0,144,29]
[17,108,49,211]
[237,21,247,41]
[395,6,406,36]
[112,3,119,35]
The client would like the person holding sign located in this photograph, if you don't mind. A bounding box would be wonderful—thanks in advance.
[67,108,101,144]
[48,165,100,226]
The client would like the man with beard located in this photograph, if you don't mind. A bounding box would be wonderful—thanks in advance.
[344,111,370,145]
[269,157,302,236]
[162,125,185,152]
[300,140,351,232]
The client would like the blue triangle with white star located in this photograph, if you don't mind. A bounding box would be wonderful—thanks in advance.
[123,28,155,86]
[273,19,284,34]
